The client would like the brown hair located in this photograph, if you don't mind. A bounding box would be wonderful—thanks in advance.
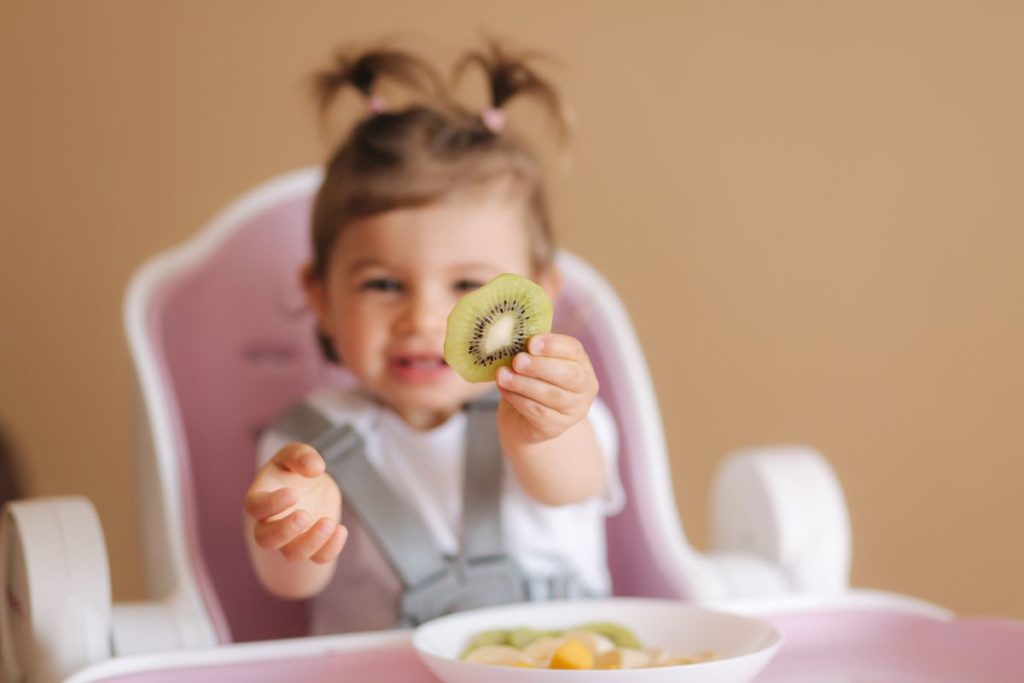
[308,42,569,281]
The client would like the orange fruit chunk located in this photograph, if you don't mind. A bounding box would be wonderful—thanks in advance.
[549,639,594,670]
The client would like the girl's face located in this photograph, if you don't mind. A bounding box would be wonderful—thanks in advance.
[304,185,557,430]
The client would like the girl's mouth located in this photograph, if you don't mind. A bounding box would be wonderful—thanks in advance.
[389,355,452,383]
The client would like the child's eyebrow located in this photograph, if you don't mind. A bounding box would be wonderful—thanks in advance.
[347,258,390,273]
[345,259,504,275]
[452,262,503,272]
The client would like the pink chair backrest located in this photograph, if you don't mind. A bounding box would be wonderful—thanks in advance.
[554,264,686,603]
[146,174,684,643]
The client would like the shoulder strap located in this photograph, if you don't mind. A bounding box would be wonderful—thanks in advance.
[269,403,451,588]
[460,392,505,559]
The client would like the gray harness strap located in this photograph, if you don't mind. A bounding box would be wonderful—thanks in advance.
[269,394,589,625]
[460,392,504,559]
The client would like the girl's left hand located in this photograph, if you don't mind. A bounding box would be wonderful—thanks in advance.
[495,333,599,444]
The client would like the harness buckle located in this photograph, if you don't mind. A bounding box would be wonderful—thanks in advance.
[400,554,526,626]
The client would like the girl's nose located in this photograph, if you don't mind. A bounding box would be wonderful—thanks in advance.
[395,290,448,336]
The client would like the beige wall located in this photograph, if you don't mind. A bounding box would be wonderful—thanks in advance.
[2,1,1022,619]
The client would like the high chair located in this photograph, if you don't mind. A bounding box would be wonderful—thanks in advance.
[3,169,1021,683]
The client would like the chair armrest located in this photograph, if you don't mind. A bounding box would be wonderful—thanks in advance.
[709,445,851,594]
[1,496,218,683]
[1,497,112,683]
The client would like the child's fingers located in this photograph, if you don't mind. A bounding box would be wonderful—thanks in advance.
[271,442,325,478]
[498,388,562,441]
[279,517,342,562]
[253,509,311,550]
[528,334,586,361]
[497,366,574,416]
[512,353,591,393]
[244,487,297,522]
[310,525,349,564]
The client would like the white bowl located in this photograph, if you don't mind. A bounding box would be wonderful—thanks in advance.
[412,598,783,683]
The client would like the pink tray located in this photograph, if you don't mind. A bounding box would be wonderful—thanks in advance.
[67,607,1024,682]
[757,609,1024,682]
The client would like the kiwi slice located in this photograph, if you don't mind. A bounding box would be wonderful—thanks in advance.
[508,627,560,650]
[444,273,553,383]
[461,629,511,657]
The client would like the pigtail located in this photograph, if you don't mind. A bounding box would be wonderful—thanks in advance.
[311,46,445,120]
[452,41,571,140]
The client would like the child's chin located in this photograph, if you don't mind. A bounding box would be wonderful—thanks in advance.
[389,375,456,399]
[393,378,485,406]
[388,363,455,385]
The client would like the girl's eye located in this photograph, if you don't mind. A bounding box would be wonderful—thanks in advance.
[455,279,484,292]
[361,278,402,292]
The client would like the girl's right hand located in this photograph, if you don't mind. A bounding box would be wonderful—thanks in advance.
[244,442,347,564]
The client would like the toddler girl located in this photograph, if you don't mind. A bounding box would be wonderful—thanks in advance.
[243,43,623,635]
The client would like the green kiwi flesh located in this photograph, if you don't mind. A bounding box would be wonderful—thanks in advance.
[444,273,553,383]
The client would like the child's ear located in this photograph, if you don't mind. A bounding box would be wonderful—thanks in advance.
[300,263,334,336]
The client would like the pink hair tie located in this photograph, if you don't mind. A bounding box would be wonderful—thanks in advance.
[481,107,505,133]
[367,94,387,114]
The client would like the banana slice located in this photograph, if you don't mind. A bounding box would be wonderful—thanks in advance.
[463,645,532,667]
[522,636,564,667]
[595,647,652,669]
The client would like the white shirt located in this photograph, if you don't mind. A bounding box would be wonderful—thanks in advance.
[257,388,624,635]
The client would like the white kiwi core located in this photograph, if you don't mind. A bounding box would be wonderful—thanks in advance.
[483,314,517,355]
